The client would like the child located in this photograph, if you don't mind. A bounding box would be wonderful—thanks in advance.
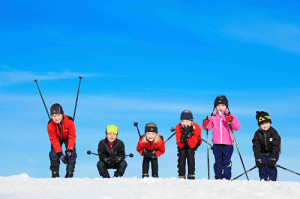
[202,96,240,180]
[175,110,202,179]
[136,123,165,178]
[252,111,281,181]
[47,103,77,178]
[97,125,127,178]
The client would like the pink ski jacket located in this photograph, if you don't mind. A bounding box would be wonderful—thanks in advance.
[202,110,240,145]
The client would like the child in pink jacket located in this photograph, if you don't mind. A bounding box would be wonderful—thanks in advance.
[203,96,240,180]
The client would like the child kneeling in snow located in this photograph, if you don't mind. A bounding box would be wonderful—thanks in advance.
[202,96,240,180]
[97,125,127,178]
[136,123,165,178]
[252,111,281,181]
[176,110,202,179]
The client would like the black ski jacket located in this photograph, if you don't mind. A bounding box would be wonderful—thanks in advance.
[98,138,126,162]
[252,126,281,159]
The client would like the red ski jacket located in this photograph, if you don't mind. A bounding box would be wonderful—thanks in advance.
[175,122,202,149]
[47,115,76,153]
[136,136,165,158]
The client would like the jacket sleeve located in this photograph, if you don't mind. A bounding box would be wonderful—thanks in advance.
[98,141,106,160]
[119,141,126,161]
[67,120,76,151]
[136,139,144,156]
[271,129,281,158]
[202,116,214,131]
[47,124,62,153]
[187,124,202,149]
[155,140,165,158]
[252,131,261,159]
[175,124,184,149]
[230,114,241,131]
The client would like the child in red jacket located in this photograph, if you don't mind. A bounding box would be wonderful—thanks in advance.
[136,123,165,178]
[47,103,77,178]
[175,110,202,179]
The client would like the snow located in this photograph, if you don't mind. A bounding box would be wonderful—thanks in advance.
[1,174,300,199]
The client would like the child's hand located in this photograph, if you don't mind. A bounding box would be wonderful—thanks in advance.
[255,159,264,169]
[225,115,233,123]
[203,119,210,126]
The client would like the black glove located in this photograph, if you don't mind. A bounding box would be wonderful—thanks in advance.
[142,150,152,158]
[255,159,264,169]
[65,150,72,163]
[103,157,112,164]
[181,126,193,142]
[113,156,122,163]
[149,151,157,159]
[268,158,277,168]
[57,152,68,164]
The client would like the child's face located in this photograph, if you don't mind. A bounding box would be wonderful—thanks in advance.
[216,104,227,112]
[181,120,193,127]
[51,114,63,124]
[146,132,157,142]
[260,122,271,131]
[106,133,117,143]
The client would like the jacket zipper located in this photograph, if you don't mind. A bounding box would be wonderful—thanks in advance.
[264,132,268,151]
[220,112,223,144]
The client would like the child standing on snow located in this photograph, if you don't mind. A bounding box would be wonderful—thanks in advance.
[136,123,165,178]
[252,111,281,181]
[202,96,240,180]
[97,125,127,178]
[47,103,77,178]
[175,110,202,179]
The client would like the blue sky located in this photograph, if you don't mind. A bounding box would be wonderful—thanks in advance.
[1,0,300,181]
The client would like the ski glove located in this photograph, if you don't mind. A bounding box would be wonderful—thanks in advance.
[203,119,210,126]
[57,152,68,164]
[225,115,233,123]
[268,158,277,168]
[103,157,112,164]
[149,152,157,159]
[113,156,122,163]
[255,159,264,169]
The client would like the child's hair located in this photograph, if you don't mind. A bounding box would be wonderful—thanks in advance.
[143,123,161,143]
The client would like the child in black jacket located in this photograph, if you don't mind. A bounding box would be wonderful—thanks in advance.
[97,125,127,178]
[252,111,281,181]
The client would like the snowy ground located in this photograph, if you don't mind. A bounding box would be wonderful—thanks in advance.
[1,174,300,199]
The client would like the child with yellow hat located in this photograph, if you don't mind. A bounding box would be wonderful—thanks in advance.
[97,125,127,178]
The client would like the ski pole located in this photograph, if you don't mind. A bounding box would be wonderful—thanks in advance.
[228,122,249,180]
[232,165,257,180]
[276,164,300,176]
[134,122,142,138]
[87,150,134,158]
[164,127,175,143]
[34,80,50,120]
[73,76,83,121]
[201,138,213,148]
[205,116,210,179]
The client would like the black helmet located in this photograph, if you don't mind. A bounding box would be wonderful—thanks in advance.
[50,103,64,115]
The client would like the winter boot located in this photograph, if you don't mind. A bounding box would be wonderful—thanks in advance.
[178,176,186,179]
[142,174,149,178]
[65,172,73,178]
[52,171,59,178]
[187,174,195,180]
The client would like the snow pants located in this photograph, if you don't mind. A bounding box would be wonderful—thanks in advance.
[213,144,233,180]
[142,157,158,177]
[49,140,77,173]
[259,156,279,181]
[97,160,127,178]
[177,147,195,178]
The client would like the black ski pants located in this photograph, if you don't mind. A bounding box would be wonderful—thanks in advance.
[142,157,158,177]
[49,140,77,173]
[97,160,127,178]
[177,147,195,177]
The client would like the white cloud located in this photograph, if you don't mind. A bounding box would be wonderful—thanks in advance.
[0,70,102,86]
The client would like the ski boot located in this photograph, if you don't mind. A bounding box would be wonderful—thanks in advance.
[187,174,195,180]
[65,172,73,178]
[142,174,149,178]
[52,171,59,178]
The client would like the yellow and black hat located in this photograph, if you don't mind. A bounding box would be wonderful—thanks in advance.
[256,111,272,126]
[106,125,118,135]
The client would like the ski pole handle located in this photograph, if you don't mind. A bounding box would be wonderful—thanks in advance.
[134,122,142,138]
[165,127,175,143]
